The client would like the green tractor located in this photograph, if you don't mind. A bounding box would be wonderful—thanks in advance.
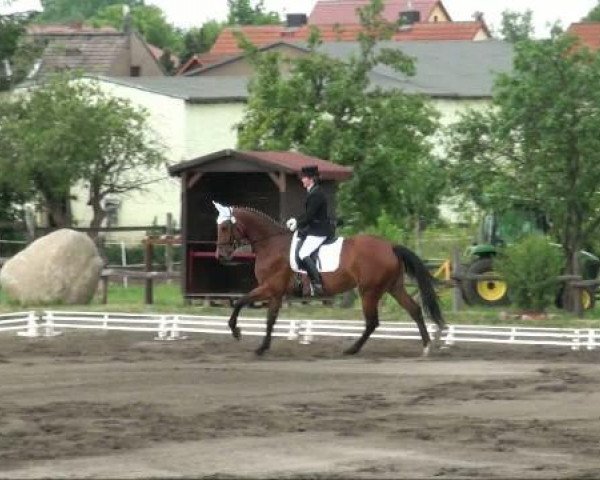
[462,210,600,310]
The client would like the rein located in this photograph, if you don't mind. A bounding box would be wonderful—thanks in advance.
[217,220,291,250]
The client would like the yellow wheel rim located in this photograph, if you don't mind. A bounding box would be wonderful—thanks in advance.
[581,289,592,310]
[476,273,508,302]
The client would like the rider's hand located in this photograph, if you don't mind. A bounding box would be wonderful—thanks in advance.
[286,218,297,232]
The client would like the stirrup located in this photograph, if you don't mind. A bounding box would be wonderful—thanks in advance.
[310,282,324,297]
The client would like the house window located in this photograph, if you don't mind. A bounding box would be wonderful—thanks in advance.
[130,65,141,77]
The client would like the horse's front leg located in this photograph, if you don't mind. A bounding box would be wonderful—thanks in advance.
[228,284,272,340]
[255,297,282,356]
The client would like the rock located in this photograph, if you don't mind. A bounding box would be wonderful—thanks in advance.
[0,229,103,305]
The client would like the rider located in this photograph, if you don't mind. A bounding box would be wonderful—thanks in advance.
[286,165,332,296]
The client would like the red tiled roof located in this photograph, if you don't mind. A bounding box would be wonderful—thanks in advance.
[308,0,450,25]
[177,53,235,74]
[210,21,487,55]
[567,22,600,50]
[393,21,488,41]
[211,25,310,55]
[168,149,353,181]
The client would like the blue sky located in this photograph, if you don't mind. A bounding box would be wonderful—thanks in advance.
[2,0,598,37]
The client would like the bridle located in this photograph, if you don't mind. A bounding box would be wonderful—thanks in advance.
[216,219,291,251]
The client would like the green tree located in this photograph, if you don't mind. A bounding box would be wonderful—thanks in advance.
[36,0,142,23]
[0,74,165,232]
[180,21,223,64]
[237,0,442,232]
[0,8,42,91]
[500,9,534,42]
[90,4,182,52]
[584,1,600,21]
[444,32,600,280]
[227,0,280,25]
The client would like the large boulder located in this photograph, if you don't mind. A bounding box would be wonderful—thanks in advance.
[0,229,104,305]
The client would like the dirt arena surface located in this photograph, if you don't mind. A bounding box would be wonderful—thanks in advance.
[1,329,600,479]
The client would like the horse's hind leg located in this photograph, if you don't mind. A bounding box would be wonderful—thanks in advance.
[255,297,282,356]
[344,289,381,355]
[388,282,432,356]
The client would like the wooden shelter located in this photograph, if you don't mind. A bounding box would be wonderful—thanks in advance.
[168,149,352,300]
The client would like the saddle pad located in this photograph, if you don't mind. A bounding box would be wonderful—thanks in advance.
[290,232,344,273]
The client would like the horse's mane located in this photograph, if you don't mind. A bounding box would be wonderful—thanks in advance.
[233,206,287,232]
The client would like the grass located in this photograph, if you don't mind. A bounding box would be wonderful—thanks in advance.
[2,281,600,329]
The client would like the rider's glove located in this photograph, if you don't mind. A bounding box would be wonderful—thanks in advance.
[286,218,297,232]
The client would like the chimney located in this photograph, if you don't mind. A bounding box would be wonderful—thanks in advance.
[286,13,308,28]
[123,5,132,34]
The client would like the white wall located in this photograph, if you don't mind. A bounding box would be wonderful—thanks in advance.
[69,79,490,235]
[430,97,489,223]
[70,80,244,239]
[184,103,245,159]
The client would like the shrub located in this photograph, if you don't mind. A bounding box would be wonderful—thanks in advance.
[495,234,564,312]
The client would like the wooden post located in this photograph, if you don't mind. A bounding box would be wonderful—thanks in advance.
[100,274,109,304]
[165,213,174,281]
[145,239,154,305]
[452,248,464,312]
[574,283,584,318]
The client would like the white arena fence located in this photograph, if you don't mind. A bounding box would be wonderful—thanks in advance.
[0,311,599,351]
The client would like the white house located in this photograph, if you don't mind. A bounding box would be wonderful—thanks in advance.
[73,40,513,232]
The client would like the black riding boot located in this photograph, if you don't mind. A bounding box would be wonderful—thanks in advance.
[302,257,324,296]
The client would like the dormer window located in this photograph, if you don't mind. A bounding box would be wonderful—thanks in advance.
[130,65,141,77]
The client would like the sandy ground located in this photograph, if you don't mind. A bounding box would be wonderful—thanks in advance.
[1,329,600,479]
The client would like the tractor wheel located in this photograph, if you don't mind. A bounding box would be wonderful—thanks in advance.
[555,287,596,311]
[464,257,510,306]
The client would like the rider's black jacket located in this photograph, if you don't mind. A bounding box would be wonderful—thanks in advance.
[297,184,333,237]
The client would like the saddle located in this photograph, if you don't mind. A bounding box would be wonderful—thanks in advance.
[291,233,342,271]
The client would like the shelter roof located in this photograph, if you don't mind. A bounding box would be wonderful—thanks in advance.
[168,149,353,181]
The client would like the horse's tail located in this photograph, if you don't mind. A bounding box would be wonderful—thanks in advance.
[393,245,446,330]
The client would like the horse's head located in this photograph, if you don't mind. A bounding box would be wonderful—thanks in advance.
[213,201,243,262]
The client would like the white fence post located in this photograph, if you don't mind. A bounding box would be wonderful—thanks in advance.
[300,320,313,345]
[155,315,169,341]
[168,315,188,341]
[571,329,581,351]
[444,325,455,346]
[587,329,596,351]
[287,319,298,341]
[43,311,61,337]
[17,311,39,337]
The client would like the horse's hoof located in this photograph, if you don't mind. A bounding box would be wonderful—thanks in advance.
[421,345,431,357]
[343,347,358,355]
[231,327,242,340]
[255,346,267,356]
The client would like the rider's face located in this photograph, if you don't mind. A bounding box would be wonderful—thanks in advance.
[301,175,314,190]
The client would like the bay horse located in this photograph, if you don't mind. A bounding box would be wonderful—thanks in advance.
[213,202,447,356]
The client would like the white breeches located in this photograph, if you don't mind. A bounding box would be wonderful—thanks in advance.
[299,235,327,259]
